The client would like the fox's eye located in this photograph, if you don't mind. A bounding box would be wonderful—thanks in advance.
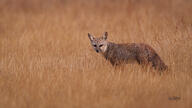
[99,44,103,47]
[93,45,97,47]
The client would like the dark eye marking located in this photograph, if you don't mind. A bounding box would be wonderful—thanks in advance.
[93,44,97,47]
[99,44,103,47]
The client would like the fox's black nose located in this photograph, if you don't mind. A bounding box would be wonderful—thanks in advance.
[96,50,99,53]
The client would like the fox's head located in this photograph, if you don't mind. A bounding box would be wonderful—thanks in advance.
[88,32,108,53]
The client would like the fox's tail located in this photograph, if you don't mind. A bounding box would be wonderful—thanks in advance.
[151,53,168,71]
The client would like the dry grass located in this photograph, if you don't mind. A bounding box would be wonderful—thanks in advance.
[0,0,192,108]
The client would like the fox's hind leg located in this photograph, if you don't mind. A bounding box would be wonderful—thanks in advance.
[136,55,148,65]
[136,57,141,64]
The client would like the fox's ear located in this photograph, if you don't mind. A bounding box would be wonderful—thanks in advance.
[88,33,94,41]
[102,32,108,40]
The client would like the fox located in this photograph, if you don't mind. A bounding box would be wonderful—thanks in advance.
[88,32,168,71]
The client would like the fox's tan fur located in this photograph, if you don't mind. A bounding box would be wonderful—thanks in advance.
[88,32,168,71]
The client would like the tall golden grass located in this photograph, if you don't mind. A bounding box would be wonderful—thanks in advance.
[0,0,192,108]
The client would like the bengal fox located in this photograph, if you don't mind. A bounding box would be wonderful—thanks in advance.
[88,32,168,71]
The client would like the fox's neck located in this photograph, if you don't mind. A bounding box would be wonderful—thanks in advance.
[102,42,115,58]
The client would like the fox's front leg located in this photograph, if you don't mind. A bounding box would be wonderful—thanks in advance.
[109,59,118,66]
[110,60,115,66]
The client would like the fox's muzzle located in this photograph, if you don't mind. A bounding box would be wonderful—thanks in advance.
[96,49,99,53]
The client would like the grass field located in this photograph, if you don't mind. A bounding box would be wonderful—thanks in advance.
[0,0,192,108]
